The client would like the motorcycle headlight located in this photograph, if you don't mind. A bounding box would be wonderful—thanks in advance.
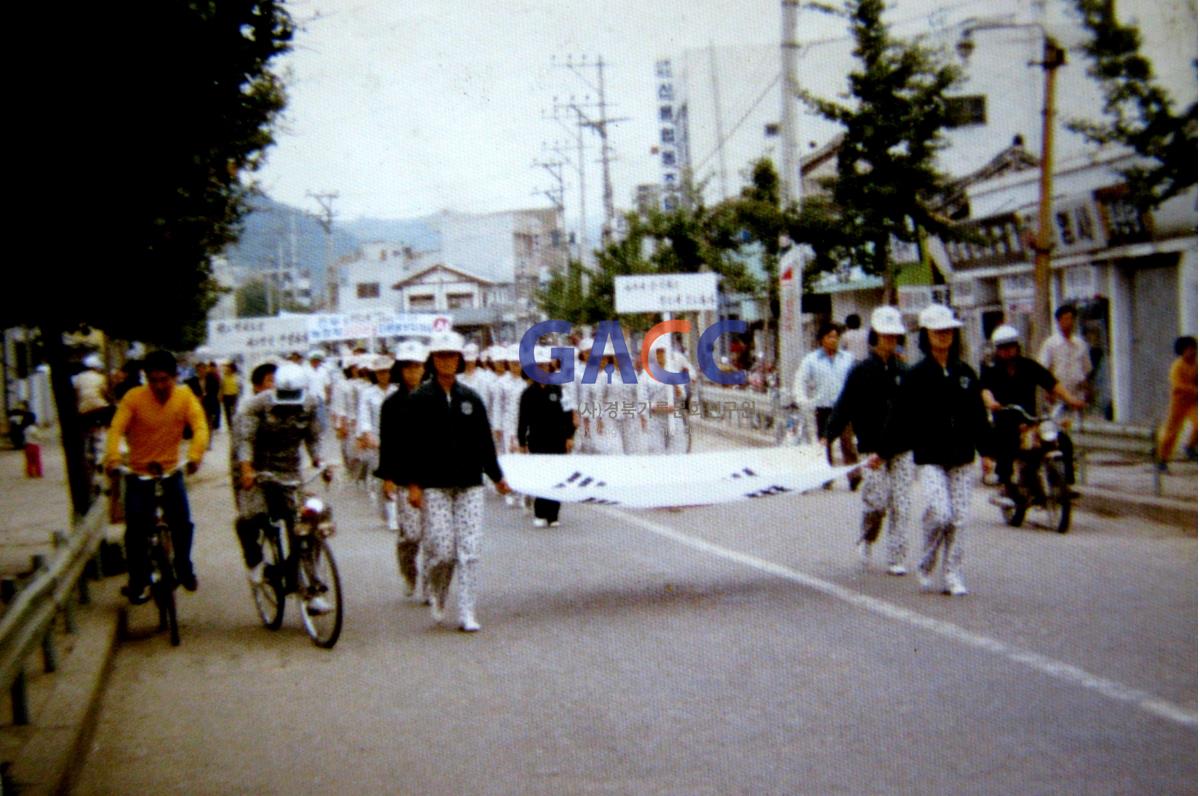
[1038,420,1058,442]
[301,497,325,521]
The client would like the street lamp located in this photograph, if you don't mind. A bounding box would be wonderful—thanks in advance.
[958,22,1066,352]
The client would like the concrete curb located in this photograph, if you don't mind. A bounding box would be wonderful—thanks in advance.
[8,579,121,795]
[694,419,1197,531]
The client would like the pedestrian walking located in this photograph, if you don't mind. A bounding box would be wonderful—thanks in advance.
[1037,305,1093,409]
[377,340,430,600]
[898,304,989,597]
[824,306,914,575]
[402,331,511,632]
[518,346,576,527]
[357,354,397,516]
[220,361,243,431]
[1156,335,1198,471]
[642,337,687,455]
[796,322,861,489]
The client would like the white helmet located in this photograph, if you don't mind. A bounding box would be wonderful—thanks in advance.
[990,324,1021,346]
[463,342,480,360]
[273,363,308,405]
[394,340,429,364]
[504,344,521,362]
[428,331,465,355]
[918,303,963,331]
[368,354,394,372]
[83,353,103,370]
[534,345,553,365]
[870,306,906,336]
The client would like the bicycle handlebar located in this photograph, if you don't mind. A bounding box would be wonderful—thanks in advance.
[110,463,186,480]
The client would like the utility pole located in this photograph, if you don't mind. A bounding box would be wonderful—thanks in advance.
[547,105,590,266]
[709,42,730,201]
[1032,37,1066,354]
[780,0,803,205]
[306,190,338,310]
[532,150,569,271]
[552,55,626,244]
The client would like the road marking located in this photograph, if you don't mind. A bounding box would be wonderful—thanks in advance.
[598,506,1197,729]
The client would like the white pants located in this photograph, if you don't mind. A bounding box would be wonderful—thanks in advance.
[423,487,485,624]
[860,452,914,566]
[917,463,974,580]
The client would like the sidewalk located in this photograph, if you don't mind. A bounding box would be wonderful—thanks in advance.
[691,412,1197,531]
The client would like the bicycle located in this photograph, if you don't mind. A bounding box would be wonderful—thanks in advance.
[115,463,183,646]
[251,469,343,648]
[991,404,1073,534]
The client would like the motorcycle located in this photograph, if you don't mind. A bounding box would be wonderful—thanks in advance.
[991,403,1073,533]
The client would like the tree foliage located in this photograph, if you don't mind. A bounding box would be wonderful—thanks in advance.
[8,1,294,351]
[1069,0,1197,210]
[800,0,961,302]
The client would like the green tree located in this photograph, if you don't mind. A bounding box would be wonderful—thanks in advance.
[801,0,961,304]
[6,1,293,516]
[1070,0,1197,210]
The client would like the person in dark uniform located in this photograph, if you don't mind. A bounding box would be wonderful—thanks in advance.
[898,304,990,597]
[402,331,512,633]
[518,346,576,528]
[981,324,1086,506]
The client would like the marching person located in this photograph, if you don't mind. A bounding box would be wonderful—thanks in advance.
[642,337,686,455]
[377,340,430,599]
[574,337,597,453]
[403,332,511,632]
[824,306,913,575]
[357,354,397,515]
[305,350,333,434]
[898,304,989,596]
[233,362,326,615]
[518,346,576,527]
[797,322,861,490]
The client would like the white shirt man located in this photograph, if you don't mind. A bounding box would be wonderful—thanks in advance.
[1037,307,1092,401]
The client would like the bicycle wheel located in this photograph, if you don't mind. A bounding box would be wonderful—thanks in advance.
[253,525,286,630]
[1042,460,1072,534]
[297,538,343,649]
[150,539,180,646]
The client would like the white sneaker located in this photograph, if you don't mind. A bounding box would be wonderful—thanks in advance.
[306,596,333,615]
[430,597,445,623]
[459,614,481,633]
[247,562,265,586]
[856,540,871,569]
[917,571,939,593]
[533,518,548,528]
[549,521,560,528]
[886,563,908,576]
[943,573,968,597]
[988,493,1016,510]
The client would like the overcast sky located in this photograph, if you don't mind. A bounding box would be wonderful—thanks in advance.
[255,0,1193,223]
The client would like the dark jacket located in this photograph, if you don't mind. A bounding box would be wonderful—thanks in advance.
[899,356,989,468]
[825,352,910,458]
[375,387,414,484]
[517,383,575,454]
[401,380,503,489]
[980,356,1057,415]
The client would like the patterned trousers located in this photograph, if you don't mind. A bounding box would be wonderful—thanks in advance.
[423,487,485,624]
[859,452,914,566]
[917,463,974,579]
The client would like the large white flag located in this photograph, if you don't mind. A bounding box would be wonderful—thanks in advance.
[499,446,859,509]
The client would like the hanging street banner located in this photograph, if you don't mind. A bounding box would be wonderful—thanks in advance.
[207,312,452,354]
[615,273,718,314]
[499,445,857,509]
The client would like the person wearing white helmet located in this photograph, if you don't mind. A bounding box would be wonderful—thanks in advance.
[980,323,1086,508]
[897,303,988,596]
[74,352,114,455]
[402,330,512,632]
[588,340,626,455]
[377,340,430,598]
[232,361,325,600]
[457,341,488,396]
[823,306,914,575]
[517,345,576,527]
[305,349,333,434]
[356,353,399,511]
[496,345,526,508]
[330,356,359,475]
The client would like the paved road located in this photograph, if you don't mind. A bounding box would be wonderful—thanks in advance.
[75,430,1196,794]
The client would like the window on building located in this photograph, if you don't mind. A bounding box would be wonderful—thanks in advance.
[447,293,474,310]
[945,95,987,127]
[409,295,436,310]
[357,282,380,299]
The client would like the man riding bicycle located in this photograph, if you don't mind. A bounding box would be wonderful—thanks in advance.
[104,350,209,605]
[233,362,328,610]
[980,325,1086,506]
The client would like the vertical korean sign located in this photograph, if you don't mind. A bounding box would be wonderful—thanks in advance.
[655,60,681,211]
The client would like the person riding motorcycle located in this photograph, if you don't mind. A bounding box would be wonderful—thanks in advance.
[980,325,1086,506]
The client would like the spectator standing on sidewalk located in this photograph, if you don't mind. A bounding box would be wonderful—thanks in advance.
[1038,305,1093,408]
[824,306,913,575]
[220,362,243,431]
[796,322,860,490]
[1156,335,1198,471]
[403,332,511,632]
[898,304,989,597]
[840,314,870,361]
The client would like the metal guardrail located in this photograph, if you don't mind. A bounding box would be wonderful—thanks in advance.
[1074,418,1161,496]
[0,502,106,725]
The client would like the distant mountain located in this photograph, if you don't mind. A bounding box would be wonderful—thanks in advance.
[338,216,441,252]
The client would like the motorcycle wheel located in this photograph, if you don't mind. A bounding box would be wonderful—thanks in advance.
[1042,459,1072,534]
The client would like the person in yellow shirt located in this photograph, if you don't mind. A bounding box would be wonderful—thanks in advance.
[105,350,209,604]
[1157,336,1198,471]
